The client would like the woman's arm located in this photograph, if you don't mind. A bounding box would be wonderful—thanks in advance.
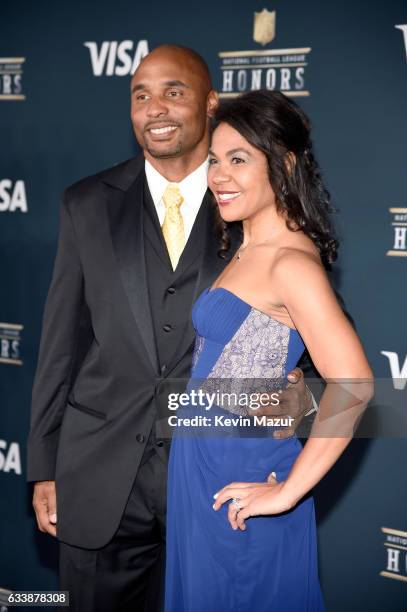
[213,251,373,529]
[272,251,373,505]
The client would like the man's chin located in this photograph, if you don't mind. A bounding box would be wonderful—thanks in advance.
[146,143,182,159]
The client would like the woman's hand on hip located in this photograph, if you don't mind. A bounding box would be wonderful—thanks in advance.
[212,475,294,531]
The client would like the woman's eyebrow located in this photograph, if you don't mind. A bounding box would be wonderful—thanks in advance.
[226,148,252,156]
[208,148,252,157]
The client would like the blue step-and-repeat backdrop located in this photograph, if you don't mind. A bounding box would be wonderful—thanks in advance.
[1,1,406,610]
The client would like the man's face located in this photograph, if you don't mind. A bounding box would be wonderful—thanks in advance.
[130,54,211,159]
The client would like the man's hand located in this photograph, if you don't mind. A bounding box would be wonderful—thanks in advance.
[33,480,57,537]
[253,367,312,439]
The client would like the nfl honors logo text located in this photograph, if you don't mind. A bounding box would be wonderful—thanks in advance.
[218,8,311,98]
[387,208,407,257]
[380,527,407,583]
[0,323,23,366]
[0,58,25,101]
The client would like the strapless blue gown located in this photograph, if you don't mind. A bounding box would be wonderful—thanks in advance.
[165,287,325,611]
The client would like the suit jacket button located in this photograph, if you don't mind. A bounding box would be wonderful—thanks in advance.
[167,286,176,294]
[136,434,145,443]
[156,440,164,447]
[163,324,172,332]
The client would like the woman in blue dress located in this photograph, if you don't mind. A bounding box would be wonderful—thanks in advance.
[165,90,373,611]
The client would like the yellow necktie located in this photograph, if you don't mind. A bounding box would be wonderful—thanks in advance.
[161,183,185,270]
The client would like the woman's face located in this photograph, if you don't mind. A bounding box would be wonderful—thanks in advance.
[208,122,276,223]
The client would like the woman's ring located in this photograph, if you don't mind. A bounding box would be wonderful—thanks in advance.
[232,497,242,510]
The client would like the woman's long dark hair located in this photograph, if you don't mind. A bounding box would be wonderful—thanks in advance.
[210,90,338,267]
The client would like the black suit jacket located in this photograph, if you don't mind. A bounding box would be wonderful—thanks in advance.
[27,155,243,548]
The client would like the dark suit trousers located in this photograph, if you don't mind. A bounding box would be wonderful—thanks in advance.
[59,449,167,612]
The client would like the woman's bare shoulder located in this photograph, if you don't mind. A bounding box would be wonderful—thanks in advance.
[272,232,323,275]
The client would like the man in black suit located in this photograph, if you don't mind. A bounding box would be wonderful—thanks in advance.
[28,45,315,611]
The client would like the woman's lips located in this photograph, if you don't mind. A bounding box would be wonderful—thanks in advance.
[216,191,241,206]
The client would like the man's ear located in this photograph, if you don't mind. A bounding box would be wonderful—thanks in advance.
[207,89,219,117]
[285,151,296,175]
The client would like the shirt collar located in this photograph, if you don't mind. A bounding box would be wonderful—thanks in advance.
[144,157,209,206]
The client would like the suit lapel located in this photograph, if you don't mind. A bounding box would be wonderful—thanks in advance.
[105,168,159,375]
[170,189,213,282]
[143,177,174,268]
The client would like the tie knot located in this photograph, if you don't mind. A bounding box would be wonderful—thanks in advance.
[163,183,184,210]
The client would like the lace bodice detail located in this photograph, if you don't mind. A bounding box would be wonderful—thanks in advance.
[189,288,304,416]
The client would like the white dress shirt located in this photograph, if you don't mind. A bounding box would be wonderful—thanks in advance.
[144,158,209,242]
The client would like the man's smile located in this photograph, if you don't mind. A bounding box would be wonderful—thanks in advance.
[146,123,180,140]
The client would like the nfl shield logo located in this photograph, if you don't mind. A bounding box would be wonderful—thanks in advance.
[253,9,276,46]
